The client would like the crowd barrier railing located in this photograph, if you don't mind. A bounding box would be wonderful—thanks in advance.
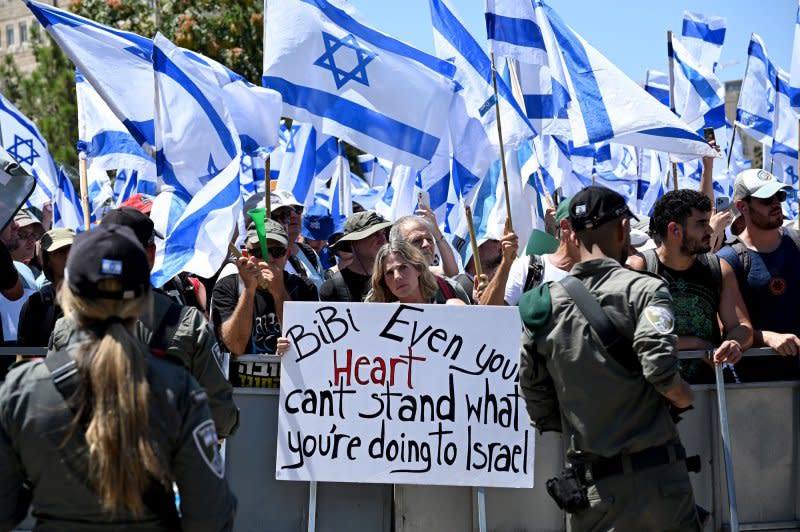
[3,348,799,532]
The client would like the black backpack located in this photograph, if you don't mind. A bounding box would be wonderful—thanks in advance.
[641,249,722,299]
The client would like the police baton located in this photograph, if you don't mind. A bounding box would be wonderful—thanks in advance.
[714,359,739,532]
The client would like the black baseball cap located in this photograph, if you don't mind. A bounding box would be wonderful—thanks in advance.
[569,186,638,231]
[65,224,151,300]
[102,207,163,248]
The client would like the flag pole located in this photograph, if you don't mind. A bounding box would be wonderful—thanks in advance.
[263,153,271,218]
[490,53,514,232]
[78,152,90,231]
[667,31,679,190]
[464,204,483,281]
[506,57,555,211]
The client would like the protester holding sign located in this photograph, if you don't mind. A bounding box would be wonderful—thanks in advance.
[519,186,701,531]
[366,241,464,305]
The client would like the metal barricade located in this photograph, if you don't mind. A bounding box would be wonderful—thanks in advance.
[3,348,799,531]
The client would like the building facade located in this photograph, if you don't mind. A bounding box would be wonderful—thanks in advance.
[0,0,56,75]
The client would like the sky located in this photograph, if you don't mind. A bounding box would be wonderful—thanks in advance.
[346,0,796,84]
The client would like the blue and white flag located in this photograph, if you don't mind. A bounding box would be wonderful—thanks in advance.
[275,122,341,208]
[670,36,726,131]
[153,34,241,200]
[76,70,155,174]
[790,1,800,113]
[487,0,716,158]
[770,69,798,184]
[0,91,59,207]
[644,70,670,107]
[430,0,534,207]
[150,34,242,286]
[262,0,456,169]
[485,0,546,64]
[52,166,84,230]
[86,163,113,219]
[357,153,391,189]
[28,0,156,149]
[736,34,777,146]
[636,149,668,217]
[681,12,726,72]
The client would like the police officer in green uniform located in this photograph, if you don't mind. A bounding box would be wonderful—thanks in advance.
[0,225,236,531]
[49,207,239,439]
[518,186,701,531]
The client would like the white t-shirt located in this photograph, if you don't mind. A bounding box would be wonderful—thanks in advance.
[504,254,569,306]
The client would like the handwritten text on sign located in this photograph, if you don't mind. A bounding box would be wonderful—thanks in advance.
[276,302,533,487]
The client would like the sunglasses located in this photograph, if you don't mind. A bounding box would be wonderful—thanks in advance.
[750,190,787,205]
[272,205,304,222]
[247,245,287,259]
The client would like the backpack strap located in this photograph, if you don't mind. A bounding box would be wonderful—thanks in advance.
[44,349,80,412]
[730,241,751,279]
[434,276,456,303]
[641,248,660,274]
[558,276,640,373]
[697,253,722,293]
[298,241,321,271]
[784,227,800,251]
[148,301,183,356]
[523,255,545,293]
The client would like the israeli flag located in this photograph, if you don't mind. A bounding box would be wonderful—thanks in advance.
[644,70,670,106]
[182,50,282,155]
[670,37,726,131]
[770,69,798,184]
[681,12,726,72]
[357,153,391,189]
[790,1,800,113]
[262,0,456,169]
[153,34,241,200]
[0,91,59,206]
[150,34,242,287]
[636,149,668,217]
[736,34,777,146]
[76,70,155,174]
[27,0,156,149]
[86,163,113,219]
[430,0,534,153]
[52,166,84,230]
[30,1,281,158]
[488,1,716,158]
[276,122,341,208]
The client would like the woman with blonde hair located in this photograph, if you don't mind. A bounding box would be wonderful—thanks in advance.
[0,224,236,531]
[366,240,464,305]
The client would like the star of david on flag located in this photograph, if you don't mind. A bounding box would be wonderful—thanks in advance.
[314,32,375,89]
[263,0,456,169]
[7,135,39,166]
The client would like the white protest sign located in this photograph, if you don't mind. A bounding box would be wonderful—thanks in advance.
[276,302,533,488]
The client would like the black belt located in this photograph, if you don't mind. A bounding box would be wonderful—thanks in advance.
[578,442,687,484]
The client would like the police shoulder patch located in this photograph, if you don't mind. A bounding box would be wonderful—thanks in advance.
[644,305,675,334]
[192,419,224,479]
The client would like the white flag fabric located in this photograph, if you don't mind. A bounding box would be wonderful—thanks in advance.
[28,0,156,149]
[263,0,456,169]
[736,34,777,147]
[150,34,242,286]
[75,70,155,175]
[681,12,726,72]
[0,91,59,207]
[670,37,726,132]
[644,70,669,106]
[770,69,798,186]
[789,1,800,113]
[486,0,717,158]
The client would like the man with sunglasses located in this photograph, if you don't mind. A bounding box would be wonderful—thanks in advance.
[717,170,800,380]
[211,219,317,387]
[270,190,325,289]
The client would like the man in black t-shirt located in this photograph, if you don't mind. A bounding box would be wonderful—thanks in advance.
[629,189,751,383]
[318,211,390,302]
[211,219,317,387]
